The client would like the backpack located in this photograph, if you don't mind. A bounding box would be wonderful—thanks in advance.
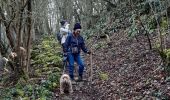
[56,31,71,44]
[56,32,62,44]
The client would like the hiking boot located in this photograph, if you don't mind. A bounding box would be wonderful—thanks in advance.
[70,75,74,81]
[76,76,83,82]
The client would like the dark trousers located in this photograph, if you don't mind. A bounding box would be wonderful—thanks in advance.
[68,53,84,80]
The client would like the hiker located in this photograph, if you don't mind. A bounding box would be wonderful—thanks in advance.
[59,20,71,49]
[64,23,91,81]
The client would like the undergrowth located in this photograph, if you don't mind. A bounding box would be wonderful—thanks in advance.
[0,35,62,100]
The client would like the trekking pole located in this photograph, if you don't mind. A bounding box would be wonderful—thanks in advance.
[90,49,93,82]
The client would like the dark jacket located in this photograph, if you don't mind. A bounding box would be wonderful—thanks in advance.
[64,33,88,54]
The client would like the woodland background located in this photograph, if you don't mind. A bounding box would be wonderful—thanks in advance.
[0,0,170,99]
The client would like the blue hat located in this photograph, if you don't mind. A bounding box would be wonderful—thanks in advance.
[60,20,66,26]
[73,23,82,30]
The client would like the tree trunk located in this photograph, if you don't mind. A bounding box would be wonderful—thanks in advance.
[26,0,32,72]
[0,7,15,48]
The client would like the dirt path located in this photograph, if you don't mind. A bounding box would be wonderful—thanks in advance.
[55,31,170,100]
[54,53,100,100]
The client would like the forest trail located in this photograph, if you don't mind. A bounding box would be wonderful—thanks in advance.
[1,0,170,99]
[55,30,170,100]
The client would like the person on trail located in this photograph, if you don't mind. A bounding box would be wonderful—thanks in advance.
[64,23,91,81]
[59,20,71,49]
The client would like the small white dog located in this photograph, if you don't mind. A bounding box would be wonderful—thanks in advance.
[60,74,73,94]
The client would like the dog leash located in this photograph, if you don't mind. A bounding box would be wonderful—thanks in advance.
[62,55,67,74]
[90,49,93,82]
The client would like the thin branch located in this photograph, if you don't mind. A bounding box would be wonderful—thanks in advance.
[21,0,30,11]
[103,0,116,8]
[0,7,8,27]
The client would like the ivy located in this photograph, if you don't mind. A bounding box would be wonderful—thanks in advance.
[0,35,62,99]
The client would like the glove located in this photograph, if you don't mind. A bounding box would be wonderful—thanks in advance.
[63,53,68,62]
[87,50,91,54]
[63,53,67,57]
